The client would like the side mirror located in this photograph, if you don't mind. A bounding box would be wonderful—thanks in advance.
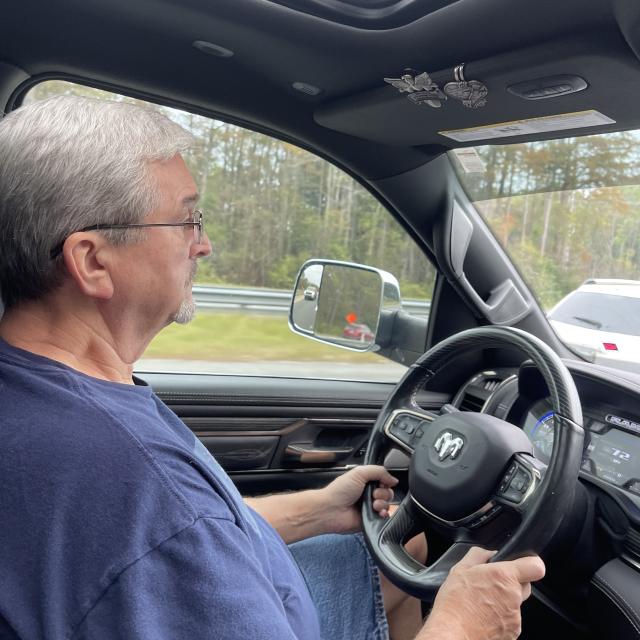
[289,259,401,351]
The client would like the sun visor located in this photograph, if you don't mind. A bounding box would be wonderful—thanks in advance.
[314,33,640,146]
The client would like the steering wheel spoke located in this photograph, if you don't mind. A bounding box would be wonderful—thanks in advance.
[379,513,480,599]
[493,453,546,516]
[383,408,435,454]
[379,495,425,556]
[362,494,430,592]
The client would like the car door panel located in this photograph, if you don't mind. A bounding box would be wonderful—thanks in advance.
[139,372,450,495]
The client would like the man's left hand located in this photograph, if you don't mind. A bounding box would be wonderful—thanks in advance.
[317,465,399,534]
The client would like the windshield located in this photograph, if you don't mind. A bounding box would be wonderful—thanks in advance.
[450,132,640,373]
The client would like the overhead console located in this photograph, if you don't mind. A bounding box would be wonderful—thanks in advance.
[314,33,640,146]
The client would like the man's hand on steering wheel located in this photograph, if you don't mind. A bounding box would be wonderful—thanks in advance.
[318,465,399,534]
[418,547,546,640]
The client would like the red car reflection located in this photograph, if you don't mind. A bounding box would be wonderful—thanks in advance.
[343,322,374,342]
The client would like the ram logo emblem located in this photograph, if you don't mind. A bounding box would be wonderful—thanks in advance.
[434,431,464,460]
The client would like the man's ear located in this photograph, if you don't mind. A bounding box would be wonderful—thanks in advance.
[61,233,115,300]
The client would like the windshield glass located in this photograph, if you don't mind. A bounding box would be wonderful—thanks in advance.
[450,132,640,373]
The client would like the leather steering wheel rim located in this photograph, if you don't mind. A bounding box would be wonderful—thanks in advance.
[361,326,584,601]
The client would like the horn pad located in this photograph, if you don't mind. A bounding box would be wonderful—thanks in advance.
[409,412,533,521]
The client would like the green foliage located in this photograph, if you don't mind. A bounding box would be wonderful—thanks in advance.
[145,311,386,362]
[508,243,565,309]
[193,257,221,284]
[268,255,306,290]
[399,281,431,299]
[460,137,640,309]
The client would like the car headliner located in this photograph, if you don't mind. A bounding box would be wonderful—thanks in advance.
[1,0,640,184]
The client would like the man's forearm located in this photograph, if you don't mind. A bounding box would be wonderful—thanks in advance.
[245,465,398,544]
[245,490,332,544]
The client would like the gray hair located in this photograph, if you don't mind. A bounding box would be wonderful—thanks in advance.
[0,95,195,310]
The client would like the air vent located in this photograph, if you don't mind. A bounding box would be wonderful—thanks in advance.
[459,393,485,412]
[454,371,507,413]
[624,527,640,564]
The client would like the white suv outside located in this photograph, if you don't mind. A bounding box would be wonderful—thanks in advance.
[548,279,640,374]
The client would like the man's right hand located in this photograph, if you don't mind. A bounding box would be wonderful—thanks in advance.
[417,547,546,640]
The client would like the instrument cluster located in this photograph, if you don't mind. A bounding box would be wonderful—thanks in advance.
[521,398,640,497]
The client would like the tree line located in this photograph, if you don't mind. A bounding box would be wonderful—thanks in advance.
[456,135,640,306]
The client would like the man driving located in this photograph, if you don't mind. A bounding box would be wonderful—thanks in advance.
[0,95,544,640]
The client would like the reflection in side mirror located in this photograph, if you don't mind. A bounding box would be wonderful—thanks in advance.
[291,263,323,333]
[303,287,317,301]
[289,259,401,352]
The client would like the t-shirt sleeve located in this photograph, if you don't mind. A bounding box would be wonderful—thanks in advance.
[70,516,303,640]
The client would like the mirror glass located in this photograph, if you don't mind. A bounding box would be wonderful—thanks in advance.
[291,262,383,351]
[291,263,323,333]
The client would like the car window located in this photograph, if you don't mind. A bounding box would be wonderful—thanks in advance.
[549,292,640,336]
[450,135,640,371]
[24,81,436,381]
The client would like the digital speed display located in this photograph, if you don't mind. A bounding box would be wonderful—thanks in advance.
[521,399,640,496]
[582,429,640,490]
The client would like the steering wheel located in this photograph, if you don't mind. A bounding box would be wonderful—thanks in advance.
[362,326,584,601]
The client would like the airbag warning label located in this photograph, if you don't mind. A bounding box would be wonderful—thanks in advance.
[440,110,615,142]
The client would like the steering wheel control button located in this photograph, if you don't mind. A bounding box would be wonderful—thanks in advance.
[389,425,410,446]
[388,413,428,449]
[498,462,518,492]
[498,464,532,503]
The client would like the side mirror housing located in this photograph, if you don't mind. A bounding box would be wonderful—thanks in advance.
[289,259,401,351]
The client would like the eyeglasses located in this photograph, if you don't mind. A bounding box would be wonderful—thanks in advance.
[50,210,204,259]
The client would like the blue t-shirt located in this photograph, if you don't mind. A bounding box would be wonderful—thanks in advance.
[0,339,321,640]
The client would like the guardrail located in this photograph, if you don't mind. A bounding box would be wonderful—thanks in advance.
[192,285,431,317]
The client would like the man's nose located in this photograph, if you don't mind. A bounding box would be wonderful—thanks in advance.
[192,229,212,258]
